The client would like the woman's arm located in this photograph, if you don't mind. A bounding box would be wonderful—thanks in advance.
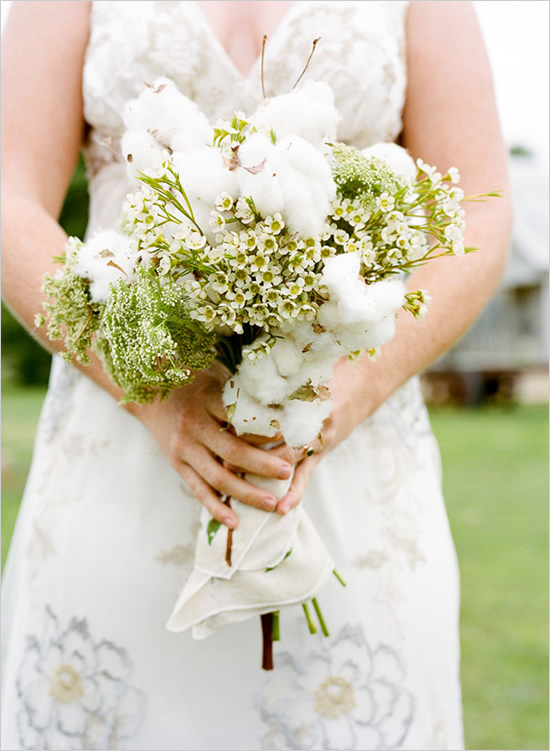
[278,0,513,513]
[1,1,293,528]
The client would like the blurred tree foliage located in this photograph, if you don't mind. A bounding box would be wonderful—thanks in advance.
[1,155,89,385]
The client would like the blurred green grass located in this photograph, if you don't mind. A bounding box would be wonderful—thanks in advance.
[430,404,549,750]
[1,384,548,749]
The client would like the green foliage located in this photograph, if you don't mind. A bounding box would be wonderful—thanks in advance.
[330,143,405,207]
[430,404,549,750]
[40,264,101,366]
[96,267,216,403]
[0,304,52,385]
[207,518,222,545]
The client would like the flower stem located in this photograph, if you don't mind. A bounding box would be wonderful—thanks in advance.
[224,497,233,566]
[312,597,329,637]
[333,569,347,587]
[260,613,274,670]
[272,611,280,642]
[302,602,317,634]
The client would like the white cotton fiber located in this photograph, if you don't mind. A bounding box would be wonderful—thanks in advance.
[236,135,285,220]
[171,148,238,242]
[321,253,361,291]
[121,129,169,181]
[335,315,397,353]
[316,301,342,331]
[236,134,335,238]
[362,142,417,182]
[251,80,340,147]
[124,77,209,149]
[273,137,336,237]
[305,332,344,362]
[74,230,137,303]
[270,339,304,378]
[236,356,291,405]
[362,280,406,316]
[278,397,333,448]
[222,380,280,438]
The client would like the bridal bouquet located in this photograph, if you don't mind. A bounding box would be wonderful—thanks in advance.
[39,75,478,668]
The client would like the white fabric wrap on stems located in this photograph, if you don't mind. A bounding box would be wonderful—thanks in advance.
[166,466,334,639]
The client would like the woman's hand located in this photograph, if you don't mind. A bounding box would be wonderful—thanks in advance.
[128,364,294,529]
[276,356,372,515]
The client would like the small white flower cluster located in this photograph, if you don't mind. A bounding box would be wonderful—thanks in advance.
[224,254,405,448]
[415,159,466,256]
[182,210,328,335]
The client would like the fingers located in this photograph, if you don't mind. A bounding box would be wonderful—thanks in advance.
[208,425,293,481]
[179,464,238,529]
[277,455,321,516]
[182,445,281,512]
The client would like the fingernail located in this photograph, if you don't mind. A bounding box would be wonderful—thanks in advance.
[278,503,288,515]
[224,516,236,529]
[278,464,292,479]
[262,498,276,511]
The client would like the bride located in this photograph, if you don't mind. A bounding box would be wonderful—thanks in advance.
[1,2,511,749]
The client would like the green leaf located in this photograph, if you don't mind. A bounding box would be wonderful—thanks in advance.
[207,518,222,545]
[265,548,292,572]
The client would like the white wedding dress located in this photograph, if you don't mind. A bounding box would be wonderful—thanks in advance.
[1,2,464,749]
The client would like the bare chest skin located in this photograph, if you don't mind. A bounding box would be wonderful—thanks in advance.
[195,1,295,76]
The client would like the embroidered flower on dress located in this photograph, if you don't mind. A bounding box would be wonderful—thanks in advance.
[257,623,415,750]
[16,605,146,750]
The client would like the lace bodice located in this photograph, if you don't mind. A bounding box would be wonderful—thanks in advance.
[82,0,408,232]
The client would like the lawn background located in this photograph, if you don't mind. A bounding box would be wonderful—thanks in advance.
[1,382,548,750]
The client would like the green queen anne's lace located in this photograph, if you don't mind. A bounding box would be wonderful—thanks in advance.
[40,269,101,366]
[96,267,216,403]
[331,143,405,208]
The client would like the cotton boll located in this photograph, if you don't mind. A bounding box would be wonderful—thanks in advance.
[237,135,285,219]
[278,397,333,448]
[238,132,275,170]
[223,381,280,438]
[124,77,207,148]
[362,279,406,317]
[171,148,237,242]
[335,315,397,353]
[171,148,236,205]
[305,331,344,361]
[270,339,304,378]
[251,80,340,146]
[362,142,416,182]
[237,356,290,405]
[74,230,137,304]
[321,253,361,292]
[170,126,212,155]
[237,168,285,222]
[337,285,382,326]
[273,137,336,237]
[169,115,211,154]
[284,357,336,396]
[316,301,343,331]
[121,129,170,182]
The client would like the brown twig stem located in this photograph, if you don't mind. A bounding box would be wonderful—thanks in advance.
[291,37,321,91]
[73,306,94,346]
[224,497,233,566]
[261,35,268,100]
[261,613,274,670]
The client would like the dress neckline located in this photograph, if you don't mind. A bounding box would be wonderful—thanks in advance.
[192,0,300,80]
